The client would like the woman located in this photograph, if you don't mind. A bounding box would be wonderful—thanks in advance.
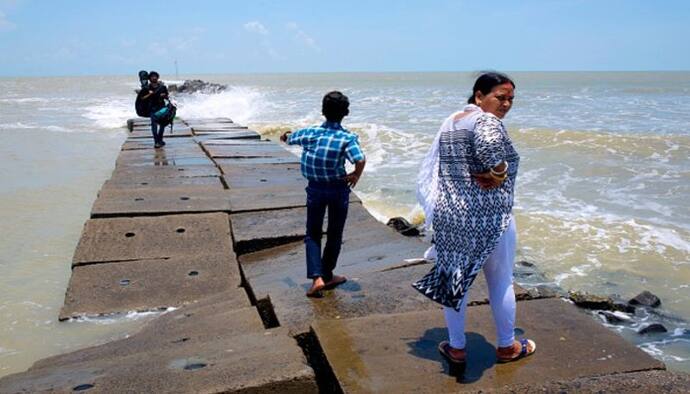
[413,72,536,366]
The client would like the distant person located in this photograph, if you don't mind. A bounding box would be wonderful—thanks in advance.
[140,71,169,148]
[414,72,536,367]
[280,91,366,298]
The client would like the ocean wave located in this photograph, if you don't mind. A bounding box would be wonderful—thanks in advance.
[82,97,133,129]
[0,122,70,133]
[175,87,265,125]
[0,97,50,104]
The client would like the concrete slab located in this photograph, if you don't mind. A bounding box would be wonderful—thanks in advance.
[184,117,234,124]
[230,202,374,254]
[40,295,264,368]
[503,370,690,393]
[121,138,199,151]
[191,123,249,131]
[0,327,317,393]
[110,165,221,179]
[313,298,665,393]
[73,213,233,265]
[192,130,261,139]
[204,143,293,159]
[60,254,244,320]
[202,139,273,146]
[220,162,303,186]
[227,184,359,212]
[215,156,301,165]
[91,187,232,217]
[129,126,193,138]
[101,176,224,190]
[115,156,216,168]
[230,206,309,254]
[239,206,432,332]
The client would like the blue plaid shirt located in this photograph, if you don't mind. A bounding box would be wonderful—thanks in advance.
[287,121,365,182]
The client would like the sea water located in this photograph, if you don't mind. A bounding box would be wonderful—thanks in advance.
[0,72,688,376]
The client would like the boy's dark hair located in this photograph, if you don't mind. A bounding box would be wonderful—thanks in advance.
[468,72,515,104]
[148,71,160,80]
[322,91,350,121]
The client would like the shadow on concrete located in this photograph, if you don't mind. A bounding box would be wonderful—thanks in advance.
[407,328,496,384]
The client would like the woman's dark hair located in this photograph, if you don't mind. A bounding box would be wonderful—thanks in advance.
[322,91,350,121]
[148,71,160,79]
[468,72,515,104]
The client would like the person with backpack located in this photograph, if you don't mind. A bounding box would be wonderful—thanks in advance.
[139,71,170,148]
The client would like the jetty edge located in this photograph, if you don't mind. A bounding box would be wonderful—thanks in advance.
[0,117,688,393]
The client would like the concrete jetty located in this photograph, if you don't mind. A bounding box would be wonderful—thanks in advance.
[1,117,688,393]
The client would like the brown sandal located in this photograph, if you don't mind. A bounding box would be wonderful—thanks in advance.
[438,341,466,365]
[497,339,536,363]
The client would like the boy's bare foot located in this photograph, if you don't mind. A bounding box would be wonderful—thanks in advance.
[306,277,326,298]
[323,275,347,290]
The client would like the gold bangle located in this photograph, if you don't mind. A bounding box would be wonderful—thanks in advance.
[490,162,509,177]
[490,172,507,181]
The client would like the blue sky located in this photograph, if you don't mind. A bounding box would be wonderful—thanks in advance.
[0,0,688,76]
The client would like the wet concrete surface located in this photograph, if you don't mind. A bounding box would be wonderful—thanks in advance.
[204,143,294,159]
[128,126,194,138]
[228,184,359,213]
[220,163,303,188]
[109,164,221,179]
[101,175,224,190]
[60,254,244,319]
[91,186,232,217]
[215,156,302,165]
[192,130,261,140]
[1,325,316,393]
[72,213,233,265]
[314,298,665,393]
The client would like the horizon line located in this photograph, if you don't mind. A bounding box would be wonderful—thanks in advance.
[1,69,689,79]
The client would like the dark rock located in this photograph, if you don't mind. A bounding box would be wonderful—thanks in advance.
[386,217,420,237]
[638,323,668,335]
[612,300,636,314]
[629,290,661,308]
[535,285,562,298]
[598,311,632,324]
[517,260,536,267]
[168,80,227,94]
[568,291,617,311]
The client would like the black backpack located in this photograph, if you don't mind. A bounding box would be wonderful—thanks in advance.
[152,100,177,131]
[134,70,151,117]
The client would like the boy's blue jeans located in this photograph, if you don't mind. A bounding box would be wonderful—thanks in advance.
[305,180,350,282]
[150,116,165,144]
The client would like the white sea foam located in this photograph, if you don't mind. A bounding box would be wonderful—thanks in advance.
[66,307,177,325]
[176,87,265,125]
[0,122,69,132]
[82,97,133,129]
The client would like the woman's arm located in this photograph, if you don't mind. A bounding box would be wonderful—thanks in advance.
[472,114,507,189]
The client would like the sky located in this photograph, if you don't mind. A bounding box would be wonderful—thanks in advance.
[0,0,689,76]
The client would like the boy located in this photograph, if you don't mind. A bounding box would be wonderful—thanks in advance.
[281,91,366,298]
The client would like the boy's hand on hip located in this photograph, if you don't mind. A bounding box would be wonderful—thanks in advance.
[280,131,292,143]
[344,172,360,188]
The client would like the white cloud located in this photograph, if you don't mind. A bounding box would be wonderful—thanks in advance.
[0,10,15,31]
[286,22,319,51]
[244,21,268,35]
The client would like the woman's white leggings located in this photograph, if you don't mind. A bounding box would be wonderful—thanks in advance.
[443,217,517,349]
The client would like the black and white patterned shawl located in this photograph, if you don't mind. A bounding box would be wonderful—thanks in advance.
[412,107,520,310]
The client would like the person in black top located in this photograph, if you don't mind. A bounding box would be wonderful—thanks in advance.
[140,71,169,148]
